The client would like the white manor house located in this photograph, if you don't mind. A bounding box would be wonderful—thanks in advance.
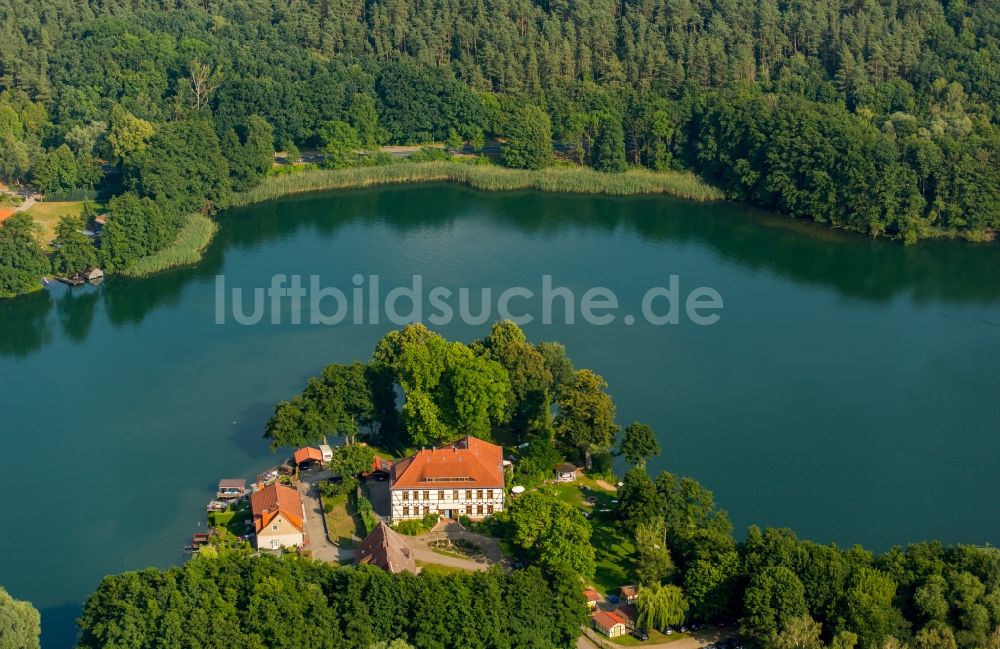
[389,436,505,522]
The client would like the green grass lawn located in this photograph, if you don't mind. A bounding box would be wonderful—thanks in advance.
[547,479,636,595]
[324,493,360,548]
[591,510,637,595]
[25,201,105,247]
[416,561,469,576]
[207,501,251,536]
[611,629,686,646]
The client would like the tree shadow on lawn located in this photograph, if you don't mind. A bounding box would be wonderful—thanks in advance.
[591,513,637,595]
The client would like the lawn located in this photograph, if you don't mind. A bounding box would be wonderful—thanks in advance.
[207,501,251,536]
[323,493,360,548]
[416,561,468,576]
[611,630,687,646]
[25,201,104,246]
[547,480,636,595]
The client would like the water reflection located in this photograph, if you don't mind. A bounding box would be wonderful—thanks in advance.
[0,290,53,358]
[1,183,998,360]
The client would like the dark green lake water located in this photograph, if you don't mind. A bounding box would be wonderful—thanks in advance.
[2,184,999,646]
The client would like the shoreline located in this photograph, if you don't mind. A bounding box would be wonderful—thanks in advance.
[10,160,996,288]
[121,161,725,278]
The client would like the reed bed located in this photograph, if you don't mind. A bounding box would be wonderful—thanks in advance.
[231,161,724,207]
[125,162,720,277]
[121,213,218,277]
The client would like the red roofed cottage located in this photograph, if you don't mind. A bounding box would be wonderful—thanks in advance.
[251,483,304,550]
[592,610,628,638]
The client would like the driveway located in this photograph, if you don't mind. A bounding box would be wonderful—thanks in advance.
[298,468,353,563]
[364,477,391,519]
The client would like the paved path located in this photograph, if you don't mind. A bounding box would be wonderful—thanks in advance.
[297,469,353,563]
[413,522,507,562]
[409,521,509,572]
[578,626,734,649]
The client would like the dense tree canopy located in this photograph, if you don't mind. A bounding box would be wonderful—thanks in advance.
[0,0,997,295]
[0,586,40,649]
[76,552,587,649]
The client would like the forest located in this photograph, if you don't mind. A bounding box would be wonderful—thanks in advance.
[1,0,999,295]
[74,553,586,649]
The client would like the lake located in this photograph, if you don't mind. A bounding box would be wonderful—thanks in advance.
[2,183,999,646]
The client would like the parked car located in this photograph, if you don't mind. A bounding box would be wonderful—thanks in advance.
[680,626,689,633]
[632,629,650,641]
[607,594,619,604]
[665,628,674,635]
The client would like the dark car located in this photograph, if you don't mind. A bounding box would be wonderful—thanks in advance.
[632,629,650,641]
[607,594,619,604]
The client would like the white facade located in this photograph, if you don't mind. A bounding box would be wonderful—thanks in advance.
[254,513,304,550]
[390,486,504,521]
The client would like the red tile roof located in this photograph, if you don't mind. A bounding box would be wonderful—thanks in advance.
[294,447,324,464]
[355,521,416,574]
[391,436,504,490]
[593,610,627,631]
[621,584,638,598]
[614,605,638,624]
[584,588,602,602]
[251,483,303,533]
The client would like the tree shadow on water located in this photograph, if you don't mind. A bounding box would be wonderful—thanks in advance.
[0,290,53,359]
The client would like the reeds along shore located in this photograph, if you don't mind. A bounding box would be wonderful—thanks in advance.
[230,161,726,206]
[119,213,218,277]
[123,162,722,277]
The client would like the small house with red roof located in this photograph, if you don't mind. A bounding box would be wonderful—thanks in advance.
[294,446,324,468]
[583,587,602,609]
[251,483,304,550]
[620,584,639,604]
[390,436,504,522]
[365,456,393,480]
[592,610,628,638]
